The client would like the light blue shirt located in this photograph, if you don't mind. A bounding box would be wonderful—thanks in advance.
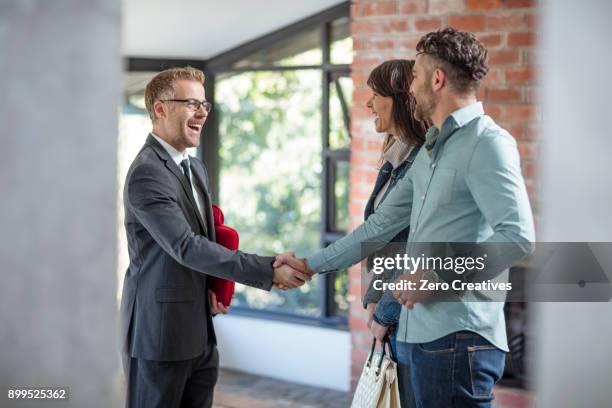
[307,102,535,351]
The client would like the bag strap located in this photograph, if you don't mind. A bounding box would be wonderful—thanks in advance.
[386,336,397,363]
[367,337,388,376]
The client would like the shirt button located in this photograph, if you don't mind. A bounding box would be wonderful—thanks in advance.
[431,163,436,168]
[420,195,425,200]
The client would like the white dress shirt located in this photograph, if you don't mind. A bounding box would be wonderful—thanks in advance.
[151,133,204,215]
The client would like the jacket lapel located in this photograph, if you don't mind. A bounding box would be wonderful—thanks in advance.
[146,135,208,234]
[364,162,393,220]
[190,161,216,242]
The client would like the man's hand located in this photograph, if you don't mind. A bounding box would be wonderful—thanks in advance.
[273,252,314,290]
[392,270,433,309]
[273,251,312,273]
[273,263,312,289]
[365,303,377,329]
[370,320,389,342]
[209,290,229,315]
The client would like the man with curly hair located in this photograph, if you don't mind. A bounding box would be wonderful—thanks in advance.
[277,27,534,407]
[387,27,535,407]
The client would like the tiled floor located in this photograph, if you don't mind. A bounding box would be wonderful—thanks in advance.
[494,385,535,408]
[213,369,534,408]
[213,369,350,408]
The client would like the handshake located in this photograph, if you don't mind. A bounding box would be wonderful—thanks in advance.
[272,252,315,290]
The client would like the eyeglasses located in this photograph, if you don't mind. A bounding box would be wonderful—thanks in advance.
[161,98,212,113]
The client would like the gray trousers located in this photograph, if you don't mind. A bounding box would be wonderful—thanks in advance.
[126,345,219,408]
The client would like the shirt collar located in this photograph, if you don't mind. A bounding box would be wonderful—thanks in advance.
[448,101,484,128]
[424,127,440,153]
[424,101,484,156]
[151,133,189,167]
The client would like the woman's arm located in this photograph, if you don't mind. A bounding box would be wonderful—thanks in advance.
[305,172,415,273]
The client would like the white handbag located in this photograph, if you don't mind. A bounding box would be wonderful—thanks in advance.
[351,338,401,408]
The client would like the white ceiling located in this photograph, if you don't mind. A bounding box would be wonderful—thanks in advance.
[122,0,346,59]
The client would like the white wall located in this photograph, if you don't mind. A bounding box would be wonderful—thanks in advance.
[214,315,351,392]
[535,1,612,406]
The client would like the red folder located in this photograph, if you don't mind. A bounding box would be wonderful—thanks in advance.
[210,205,237,307]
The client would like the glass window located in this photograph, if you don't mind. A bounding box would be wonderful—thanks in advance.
[329,76,353,150]
[232,27,322,68]
[211,6,352,325]
[333,160,350,232]
[216,69,323,317]
[330,16,353,65]
[333,269,350,318]
[124,71,155,111]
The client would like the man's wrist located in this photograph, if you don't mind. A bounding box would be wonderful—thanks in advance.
[372,313,391,327]
[422,269,441,283]
[302,257,312,273]
[270,259,279,284]
[305,252,325,273]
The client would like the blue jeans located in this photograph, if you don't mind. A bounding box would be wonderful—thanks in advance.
[396,331,505,408]
[388,326,398,360]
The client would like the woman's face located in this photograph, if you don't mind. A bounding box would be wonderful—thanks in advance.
[366,88,396,135]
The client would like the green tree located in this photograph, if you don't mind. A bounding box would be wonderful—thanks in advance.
[217,69,324,316]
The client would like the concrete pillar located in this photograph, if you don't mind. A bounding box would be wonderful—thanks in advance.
[536,0,612,406]
[0,1,122,407]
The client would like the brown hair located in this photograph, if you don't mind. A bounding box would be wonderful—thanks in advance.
[367,59,428,159]
[145,66,205,122]
[416,27,488,94]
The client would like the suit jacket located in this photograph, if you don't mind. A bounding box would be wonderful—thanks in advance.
[120,134,274,362]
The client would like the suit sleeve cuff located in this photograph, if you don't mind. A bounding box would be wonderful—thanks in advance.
[259,256,276,291]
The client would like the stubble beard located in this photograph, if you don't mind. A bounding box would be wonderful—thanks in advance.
[414,90,436,123]
[175,116,198,151]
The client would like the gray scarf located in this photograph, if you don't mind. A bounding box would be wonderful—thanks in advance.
[382,137,413,169]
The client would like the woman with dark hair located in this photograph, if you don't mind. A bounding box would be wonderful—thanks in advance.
[275,60,427,407]
[367,59,428,166]
[277,60,427,348]
[361,59,428,358]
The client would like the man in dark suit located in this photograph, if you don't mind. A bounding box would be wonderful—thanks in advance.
[120,67,311,408]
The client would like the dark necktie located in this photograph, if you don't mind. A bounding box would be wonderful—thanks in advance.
[180,159,192,188]
[179,158,208,236]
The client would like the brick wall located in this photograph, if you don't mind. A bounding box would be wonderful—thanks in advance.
[348,0,538,388]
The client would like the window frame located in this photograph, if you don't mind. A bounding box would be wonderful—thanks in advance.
[125,1,352,330]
